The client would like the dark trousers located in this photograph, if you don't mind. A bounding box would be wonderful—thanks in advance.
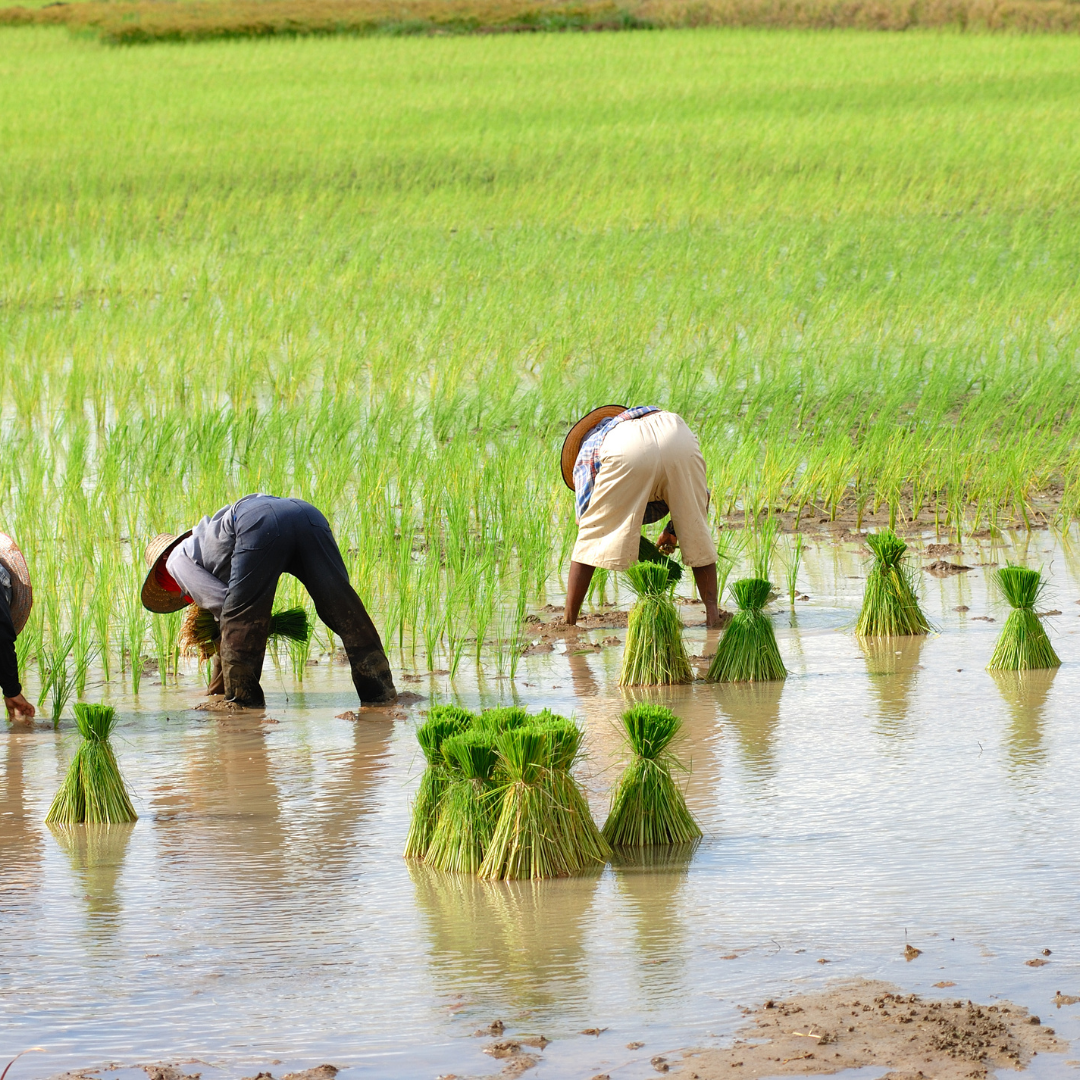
[217,497,395,707]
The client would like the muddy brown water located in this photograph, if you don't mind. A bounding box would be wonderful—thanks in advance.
[4,531,1080,1079]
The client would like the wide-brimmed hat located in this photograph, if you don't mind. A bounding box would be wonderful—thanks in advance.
[0,533,32,634]
[560,405,627,490]
[141,530,193,614]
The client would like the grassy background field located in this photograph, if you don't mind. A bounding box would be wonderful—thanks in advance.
[2,26,1079,701]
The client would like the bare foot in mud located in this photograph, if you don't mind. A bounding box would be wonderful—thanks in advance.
[683,980,1063,1078]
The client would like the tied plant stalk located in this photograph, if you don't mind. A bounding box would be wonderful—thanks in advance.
[424,729,500,875]
[619,560,692,686]
[987,564,1061,671]
[403,705,474,859]
[707,577,787,682]
[602,704,700,847]
[855,530,931,637]
[45,703,137,824]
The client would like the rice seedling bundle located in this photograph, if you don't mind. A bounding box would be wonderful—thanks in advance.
[706,577,786,682]
[602,704,700,847]
[987,564,1061,671]
[474,705,531,734]
[179,605,312,659]
[45,704,137,825]
[533,712,611,868]
[619,560,692,687]
[403,706,475,859]
[424,729,500,875]
[855,530,931,637]
[479,726,578,880]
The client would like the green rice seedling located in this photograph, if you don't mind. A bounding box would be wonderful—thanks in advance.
[479,726,576,881]
[403,706,475,859]
[45,703,137,825]
[750,518,779,581]
[784,533,804,607]
[424,730,500,875]
[38,632,77,729]
[706,578,787,683]
[637,534,682,585]
[602,704,700,847]
[474,705,531,734]
[855,530,931,638]
[987,565,1061,671]
[619,560,692,687]
[532,712,611,869]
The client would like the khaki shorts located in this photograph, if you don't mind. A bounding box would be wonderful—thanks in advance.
[572,410,717,571]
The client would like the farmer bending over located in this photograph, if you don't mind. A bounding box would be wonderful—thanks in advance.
[561,406,722,628]
[0,532,35,721]
[142,495,396,708]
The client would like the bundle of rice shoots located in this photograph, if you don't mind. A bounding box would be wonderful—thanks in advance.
[638,534,682,585]
[534,713,611,868]
[45,704,137,825]
[855,530,930,637]
[479,726,576,880]
[425,729,501,875]
[987,565,1061,672]
[706,577,786,682]
[474,705,531,733]
[602,704,700,847]
[179,605,312,658]
[619,560,693,686]
[403,706,474,859]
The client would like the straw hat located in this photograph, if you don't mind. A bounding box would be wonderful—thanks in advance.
[560,405,627,490]
[141,530,193,614]
[0,533,32,634]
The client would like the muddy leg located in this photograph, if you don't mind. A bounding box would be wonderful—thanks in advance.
[206,653,225,696]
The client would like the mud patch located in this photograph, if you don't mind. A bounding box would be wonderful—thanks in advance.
[683,980,1063,1078]
[926,560,973,576]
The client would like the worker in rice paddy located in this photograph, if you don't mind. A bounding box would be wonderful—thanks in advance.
[561,406,722,627]
[0,532,35,721]
[141,494,396,708]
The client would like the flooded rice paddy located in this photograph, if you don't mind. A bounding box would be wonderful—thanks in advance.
[4,530,1080,1079]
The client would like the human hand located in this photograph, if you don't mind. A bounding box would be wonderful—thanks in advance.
[5,693,35,721]
[657,526,678,555]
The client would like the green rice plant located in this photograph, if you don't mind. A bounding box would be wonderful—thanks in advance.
[424,729,500,875]
[533,712,611,869]
[37,632,77,729]
[706,577,787,683]
[784,533,804,607]
[619,560,692,687]
[44,703,137,825]
[403,706,475,859]
[637,534,682,585]
[750,518,779,581]
[601,704,700,847]
[474,705,531,734]
[479,726,576,881]
[855,530,931,638]
[987,565,1061,671]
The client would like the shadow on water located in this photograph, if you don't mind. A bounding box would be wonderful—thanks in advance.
[989,668,1057,778]
[858,635,927,742]
[611,844,697,986]
[409,862,602,1010]
[48,822,135,943]
[712,681,785,780]
[0,733,43,902]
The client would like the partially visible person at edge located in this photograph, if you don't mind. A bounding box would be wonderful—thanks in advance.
[560,405,723,628]
[141,494,396,709]
[0,532,36,721]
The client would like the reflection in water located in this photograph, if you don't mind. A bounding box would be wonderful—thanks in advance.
[990,668,1057,777]
[611,845,696,985]
[410,863,601,1010]
[714,682,784,779]
[0,735,43,902]
[48,823,135,941]
[859,635,926,740]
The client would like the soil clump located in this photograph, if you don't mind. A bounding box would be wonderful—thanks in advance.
[683,980,1063,1078]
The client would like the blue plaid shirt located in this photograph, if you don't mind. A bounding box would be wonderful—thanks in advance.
[573,406,660,520]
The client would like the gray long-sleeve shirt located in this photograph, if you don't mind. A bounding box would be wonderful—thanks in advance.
[166,494,263,620]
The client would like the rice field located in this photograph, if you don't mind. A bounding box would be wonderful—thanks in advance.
[2,25,1080,707]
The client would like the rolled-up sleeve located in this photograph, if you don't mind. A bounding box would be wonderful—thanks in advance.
[166,548,228,621]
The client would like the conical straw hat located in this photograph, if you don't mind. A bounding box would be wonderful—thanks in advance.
[560,405,627,490]
[0,532,32,634]
[140,530,193,614]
